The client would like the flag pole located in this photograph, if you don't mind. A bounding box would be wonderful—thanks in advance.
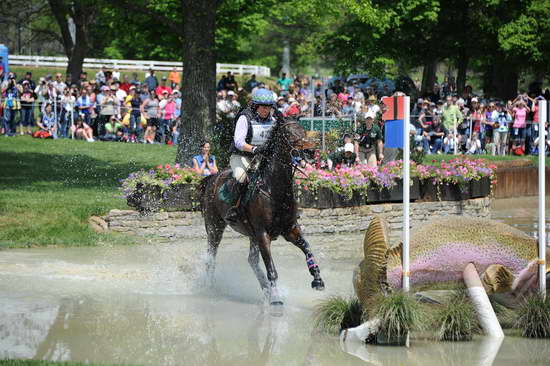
[403,96,410,292]
[538,100,547,296]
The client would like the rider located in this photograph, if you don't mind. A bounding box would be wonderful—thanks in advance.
[225,88,279,222]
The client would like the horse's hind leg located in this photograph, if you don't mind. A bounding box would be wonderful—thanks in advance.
[205,218,226,286]
[284,225,325,291]
[248,239,269,293]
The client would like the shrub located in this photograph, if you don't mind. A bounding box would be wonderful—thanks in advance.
[516,292,550,338]
[434,290,479,341]
[375,291,423,340]
[313,296,363,334]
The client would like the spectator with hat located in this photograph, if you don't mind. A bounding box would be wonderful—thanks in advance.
[328,142,357,170]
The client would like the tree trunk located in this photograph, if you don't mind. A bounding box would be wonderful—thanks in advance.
[456,51,469,95]
[176,0,217,166]
[483,58,518,100]
[421,60,437,95]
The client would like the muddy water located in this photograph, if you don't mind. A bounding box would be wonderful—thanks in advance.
[0,197,549,365]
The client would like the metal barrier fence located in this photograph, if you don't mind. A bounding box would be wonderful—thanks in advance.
[8,55,271,76]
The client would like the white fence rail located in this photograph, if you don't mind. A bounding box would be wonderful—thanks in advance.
[8,55,271,77]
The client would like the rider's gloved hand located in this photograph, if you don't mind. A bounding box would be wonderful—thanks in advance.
[252,145,269,156]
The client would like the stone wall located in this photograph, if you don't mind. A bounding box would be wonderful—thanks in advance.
[104,197,491,245]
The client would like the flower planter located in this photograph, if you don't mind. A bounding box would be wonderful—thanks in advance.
[297,187,333,209]
[127,184,196,213]
[379,178,421,202]
[365,187,381,203]
[162,184,197,211]
[421,181,470,201]
[332,192,355,207]
[470,176,491,198]
[127,184,163,213]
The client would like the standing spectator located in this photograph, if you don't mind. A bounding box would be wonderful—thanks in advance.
[159,90,176,143]
[99,86,118,136]
[125,86,143,142]
[244,74,259,93]
[494,103,512,156]
[144,69,159,92]
[95,65,107,85]
[155,76,173,96]
[441,95,462,132]
[225,72,238,91]
[217,75,228,91]
[192,142,218,176]
[53,73,66,94]
[130,72,140,85]
[354,115,384,167]
[112,66,120,81]
[19,82,35,135]
[76,88,93,126]
[511,97,530,154]
[363,95,380,119]
[141,90,160,144]
[113,81,127,106]
[277,72,293,94]
[484,102,497,154]
[59,88,76,138]
[2,76,21,136]
[168,67,181,89]
[119,75,132,93]
[18,71,36,91]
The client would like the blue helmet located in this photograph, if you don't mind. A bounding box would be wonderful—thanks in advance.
[252,88,275,106]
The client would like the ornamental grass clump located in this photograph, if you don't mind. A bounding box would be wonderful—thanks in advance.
[375,292,423,340]
[313,296,363,334]
[434,290,479,341]
[516,292,550,338]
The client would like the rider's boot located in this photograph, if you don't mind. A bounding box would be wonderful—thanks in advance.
[224,182,247,223]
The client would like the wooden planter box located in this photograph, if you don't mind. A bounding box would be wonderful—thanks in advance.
[379,178,421,202]
[127,184,196,213]
[421,181,470,201]
[298,187,333,209]
[470,176,491,198]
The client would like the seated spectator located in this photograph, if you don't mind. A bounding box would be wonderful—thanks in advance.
[244,74,259,93]
[422,116,448,154]
[466,131,482,155]
[284,98,300,117]
[328,143,357,170]
[71,115,94,142]
[34,102,57,139]
[102,116,124,141]
[155,76,173,96]
[354,115,383,167]
[443,131,459,154]
[192,142,218,176]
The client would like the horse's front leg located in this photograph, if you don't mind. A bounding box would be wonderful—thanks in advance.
[256,231,283,305]
[284,225,325,291]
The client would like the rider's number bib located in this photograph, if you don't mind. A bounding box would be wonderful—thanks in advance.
[250,123,274,146]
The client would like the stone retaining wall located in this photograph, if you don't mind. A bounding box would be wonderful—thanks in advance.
[104,197,491,245]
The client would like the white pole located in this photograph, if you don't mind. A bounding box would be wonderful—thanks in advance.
[403,96,410,292]
[538,100,547,296]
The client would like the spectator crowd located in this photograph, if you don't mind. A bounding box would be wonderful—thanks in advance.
[2,64,549,163]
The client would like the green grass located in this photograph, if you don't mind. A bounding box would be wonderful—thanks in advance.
[0,136,176,248]
[0,361,138,366]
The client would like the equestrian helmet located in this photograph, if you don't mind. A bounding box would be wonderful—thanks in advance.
[252,88,275,106]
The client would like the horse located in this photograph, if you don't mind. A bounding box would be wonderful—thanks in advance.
[198,118,325,305]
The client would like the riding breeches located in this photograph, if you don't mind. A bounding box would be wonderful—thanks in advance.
[230,154,251,183]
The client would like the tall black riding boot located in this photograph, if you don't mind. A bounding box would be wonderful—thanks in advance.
[224,182,247,223]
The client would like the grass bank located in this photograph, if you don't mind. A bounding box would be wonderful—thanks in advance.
[0,136,175,248]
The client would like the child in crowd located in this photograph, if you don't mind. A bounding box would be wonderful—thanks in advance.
[443,131,459,154]
[34,102,57,139]
[466,131,482,155]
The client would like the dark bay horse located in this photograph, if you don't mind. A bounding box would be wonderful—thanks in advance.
[198,119,325,305]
